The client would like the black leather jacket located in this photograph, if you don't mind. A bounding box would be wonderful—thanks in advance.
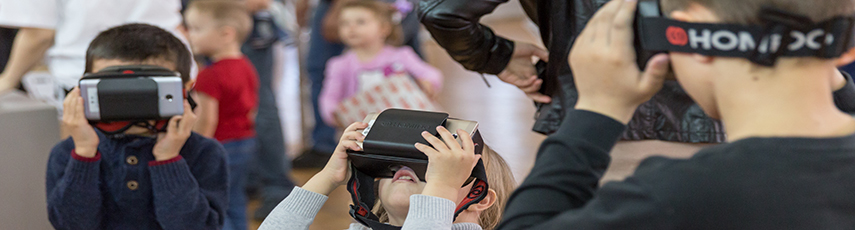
[419,0,855,143]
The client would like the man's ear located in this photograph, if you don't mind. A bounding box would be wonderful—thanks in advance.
[465,189,497,212]
[835,47,855,67]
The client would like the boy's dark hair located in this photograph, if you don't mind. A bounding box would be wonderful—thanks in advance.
[85,23,192,83]
[661,0,855,25]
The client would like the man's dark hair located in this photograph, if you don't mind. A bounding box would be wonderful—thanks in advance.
[661,0,855,25]
[85,23,192,83]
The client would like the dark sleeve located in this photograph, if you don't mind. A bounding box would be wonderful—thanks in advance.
[149,138,228,230]
[418,0,514,75]
[833,71,855,114]
[497,110,667,230]
[46,140,105,230]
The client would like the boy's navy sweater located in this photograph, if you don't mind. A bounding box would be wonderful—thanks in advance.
[498,109,855,229]
[46,131,228,230]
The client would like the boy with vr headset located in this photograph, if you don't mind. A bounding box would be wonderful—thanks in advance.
[493,0,855,229]
[46,24,228,230]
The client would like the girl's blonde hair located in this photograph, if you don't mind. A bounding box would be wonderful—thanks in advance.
[323,0,404,46]
[373,144,517,230]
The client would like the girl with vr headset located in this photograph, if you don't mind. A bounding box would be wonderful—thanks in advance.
[259,122,516,230]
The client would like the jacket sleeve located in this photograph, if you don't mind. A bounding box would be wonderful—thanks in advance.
[496,110,668,230]
[418,0,514,75]
[149,140,228,230]
[46,140,105,230]
[257,187,329,230]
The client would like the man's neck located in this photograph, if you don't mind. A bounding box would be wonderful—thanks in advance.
[717,64,855,141]
[209,44,243,62]
[351,41,386,63]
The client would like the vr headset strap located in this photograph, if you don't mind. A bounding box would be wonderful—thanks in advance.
[638,12,855,66]
[454,158,489,218]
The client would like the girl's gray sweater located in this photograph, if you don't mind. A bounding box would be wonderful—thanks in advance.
[257,187,483,230]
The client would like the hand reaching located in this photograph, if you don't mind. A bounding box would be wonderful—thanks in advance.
[303,122,368,196]
[497,42,552,103]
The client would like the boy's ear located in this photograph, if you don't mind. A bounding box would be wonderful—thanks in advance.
[220,26,238,41]
[834,47,855,67]
[465,189,497,212]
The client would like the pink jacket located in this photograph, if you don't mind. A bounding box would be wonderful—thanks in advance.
[319,46,443,126]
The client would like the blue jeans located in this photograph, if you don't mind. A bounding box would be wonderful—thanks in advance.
[222,138,257,230]
[242,42,295,207]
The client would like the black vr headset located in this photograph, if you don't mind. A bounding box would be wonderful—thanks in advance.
[634,0,855,68]
[346,109,488,230]
[78,65,195,136]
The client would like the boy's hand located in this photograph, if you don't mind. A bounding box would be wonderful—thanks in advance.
[62,87,99,157]
[153,101,196,161]
[416,126,481,204]
[569,0,671,124]
[303,122,367,196]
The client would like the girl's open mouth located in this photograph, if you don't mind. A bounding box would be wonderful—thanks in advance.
[392,166,418,183]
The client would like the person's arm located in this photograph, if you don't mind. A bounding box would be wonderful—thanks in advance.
[418,0,513,75]
[149,139,228,230]
[259,123,368,229]
[192,92,218,138]
[496,111,669,229]
[0,27,55,92]
[46,142,105,230]
[418,0,551,103]
[319,58,349,126]
[257,187,329,230]
[399,195,456,230]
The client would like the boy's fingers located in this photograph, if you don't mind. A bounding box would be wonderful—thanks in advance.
[168,115,183,135]
[421,131,448,152]
[639,54,671,93]
[611,0,639,47]
[588,0,624,41]
[436,126,461,151]
[343,141,362,151]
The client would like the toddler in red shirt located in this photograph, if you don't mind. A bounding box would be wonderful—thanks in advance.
[184,1,258,230]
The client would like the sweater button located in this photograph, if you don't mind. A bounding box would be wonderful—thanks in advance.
[127,180,139,190]
[126,156,139,165]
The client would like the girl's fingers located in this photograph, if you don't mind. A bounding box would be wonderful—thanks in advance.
[457,129,474,153]
[436,126,461,151]
[341,131,364,141]
[414,142,440,157]
[342,141,362,151]
[421,131,448,153]
[344,122,367,132]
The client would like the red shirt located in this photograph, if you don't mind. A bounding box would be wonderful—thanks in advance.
[195,57,259,142]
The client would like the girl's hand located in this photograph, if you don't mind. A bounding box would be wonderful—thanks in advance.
[153,101,196,161]
[303,122,368,196]
[62,87,99,157]
[417,79,438,99]
[415,126,481,204]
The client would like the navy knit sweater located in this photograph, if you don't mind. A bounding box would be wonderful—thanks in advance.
[46,131,229,230]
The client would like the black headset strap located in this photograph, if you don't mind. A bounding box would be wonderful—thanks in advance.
[637,9,855,66]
